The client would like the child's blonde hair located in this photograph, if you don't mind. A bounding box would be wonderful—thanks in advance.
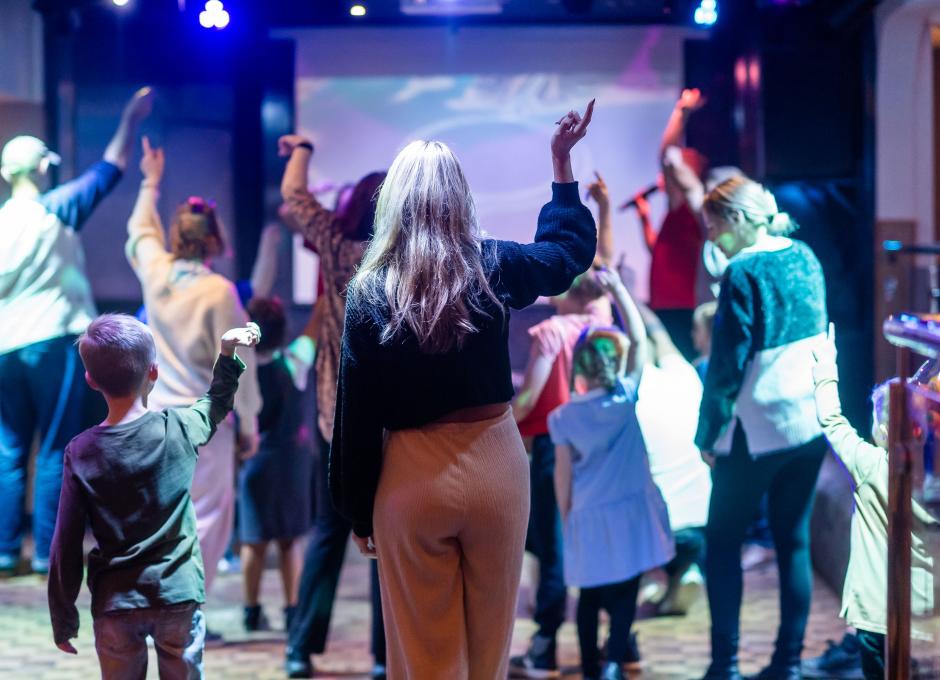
[571,327,628,393]
[78,314,156,397]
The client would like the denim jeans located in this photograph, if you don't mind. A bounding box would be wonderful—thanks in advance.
[0,335,87,565]
[93,602,205,680]
[524,434,566,641]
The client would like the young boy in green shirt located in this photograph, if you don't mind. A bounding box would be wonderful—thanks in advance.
[47,313,259,679]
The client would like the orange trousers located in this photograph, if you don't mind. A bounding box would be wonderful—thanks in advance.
[374,408,530,680]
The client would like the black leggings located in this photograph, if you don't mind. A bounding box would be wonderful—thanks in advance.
[705,425,826,667]
[577,576,641,679]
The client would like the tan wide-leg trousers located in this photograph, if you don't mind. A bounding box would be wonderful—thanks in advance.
[374,408,530,680]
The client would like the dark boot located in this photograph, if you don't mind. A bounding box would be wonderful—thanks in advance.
[508,634,560,678]
[243,604,269,632]
[283,605,297,632]
[702,632,743,680]
[748,634,803,680]
[285,646,314,678]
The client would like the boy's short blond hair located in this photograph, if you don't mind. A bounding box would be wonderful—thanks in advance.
[77,314,156,397]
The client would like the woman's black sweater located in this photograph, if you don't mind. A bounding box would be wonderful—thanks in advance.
[330,182,597,537]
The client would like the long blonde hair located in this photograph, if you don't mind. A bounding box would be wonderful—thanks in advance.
[703,176,796,236]
[350,140,501,353]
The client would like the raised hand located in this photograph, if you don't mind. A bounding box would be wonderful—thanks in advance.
[220,322,262,357]
[634,193,651,219]
[586,171,609,207]
[123,86,155,124]
[812,322,837,365]
[140,136,164,185]
[677,88,706,114]
[551,99,595,161]
[593,266,625,295]
[278,134,313,157]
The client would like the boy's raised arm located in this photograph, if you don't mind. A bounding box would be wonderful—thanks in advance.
[179,324,261,449]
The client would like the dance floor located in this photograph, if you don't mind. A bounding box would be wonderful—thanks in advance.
[0,545,854,679]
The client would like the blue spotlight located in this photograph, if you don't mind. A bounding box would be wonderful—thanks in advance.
[694,0,718,25]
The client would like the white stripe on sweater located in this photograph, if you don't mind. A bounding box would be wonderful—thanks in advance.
[714,332,825,456]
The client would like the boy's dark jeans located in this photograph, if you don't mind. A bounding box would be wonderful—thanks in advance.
[0,335,87,565]
[525,434,567,647]
[94,602,204,680]
[705,425,826,669]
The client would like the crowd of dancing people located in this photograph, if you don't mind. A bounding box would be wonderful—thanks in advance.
[0,85,932,680]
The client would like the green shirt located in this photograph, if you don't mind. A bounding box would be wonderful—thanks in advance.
[47,354,244,645]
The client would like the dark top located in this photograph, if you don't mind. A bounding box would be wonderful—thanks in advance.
[38,160,122,231]
[47,354,244,645]
[238,355,314,542]
[694,240,827,452]
[330,182,597,537]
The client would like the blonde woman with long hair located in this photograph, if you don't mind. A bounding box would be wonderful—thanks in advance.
[330,101,597,679]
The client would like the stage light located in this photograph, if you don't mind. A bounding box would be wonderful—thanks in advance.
[199,0,230,29]
[112,0,130,6]
[350,4,367,16]
[694,0,718,25]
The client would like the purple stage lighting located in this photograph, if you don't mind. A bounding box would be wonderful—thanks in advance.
[199,0,230,29]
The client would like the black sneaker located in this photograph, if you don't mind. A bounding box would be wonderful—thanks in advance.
[508,635,560,678]
[800,635,864,679]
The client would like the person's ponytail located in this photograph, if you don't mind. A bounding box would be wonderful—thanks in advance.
[768,210,797,236]
[704,176,797,236]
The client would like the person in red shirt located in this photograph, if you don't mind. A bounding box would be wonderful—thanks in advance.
[509,175,613,679]
[634,89,709,361]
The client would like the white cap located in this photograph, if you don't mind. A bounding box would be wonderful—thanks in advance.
[1,136,61,176]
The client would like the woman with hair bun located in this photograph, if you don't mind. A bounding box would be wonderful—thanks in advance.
[696,176,828,680]
[126,138,261,634]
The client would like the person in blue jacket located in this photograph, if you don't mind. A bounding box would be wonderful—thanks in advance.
[0,87,153,574]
